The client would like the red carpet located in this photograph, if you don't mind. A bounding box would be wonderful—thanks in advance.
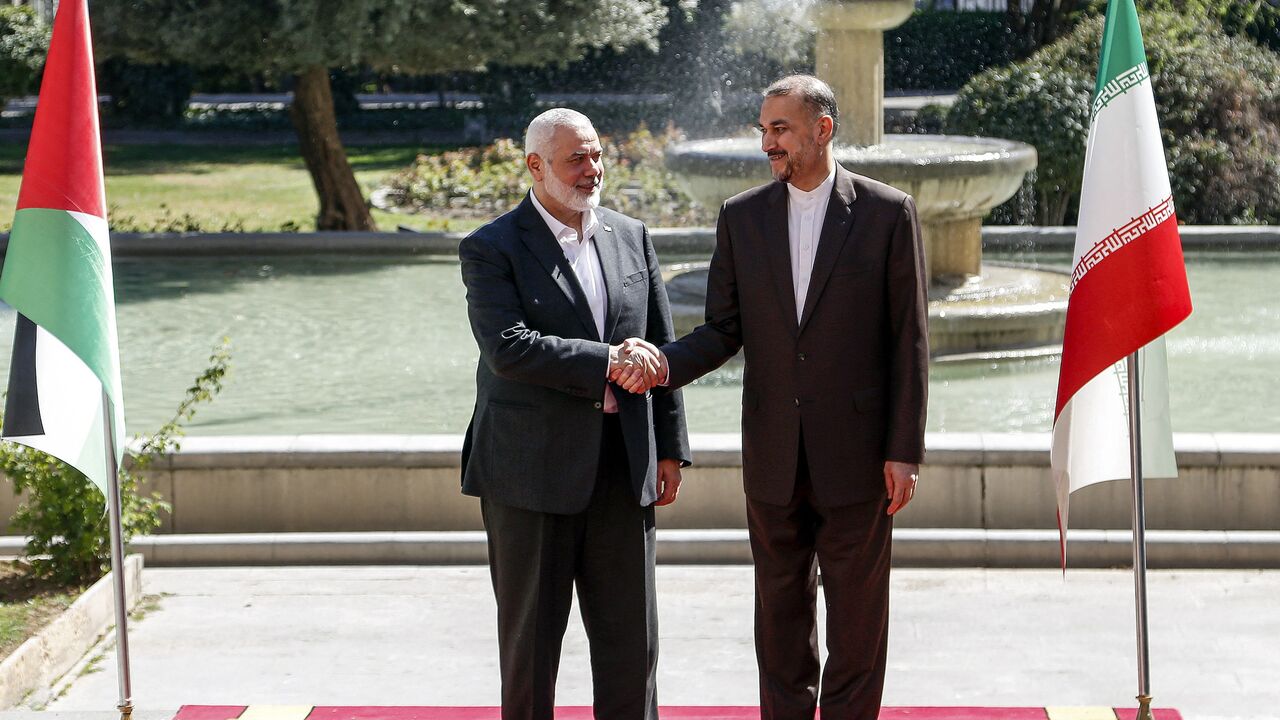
[173,706,1184,720]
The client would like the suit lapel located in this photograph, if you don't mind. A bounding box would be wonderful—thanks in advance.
[762,182,799,337]
[516,196,601,341]
[593,218,624,343]
[798,168,857,333]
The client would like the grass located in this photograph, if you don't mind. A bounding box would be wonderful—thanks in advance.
[0,142,483,234]
[0,560,77,659]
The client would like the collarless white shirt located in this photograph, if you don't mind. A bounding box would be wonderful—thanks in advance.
[786,168,837,325]
[529,190,617,413]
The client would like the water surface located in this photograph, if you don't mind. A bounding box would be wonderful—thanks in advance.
[0,251,1274,437]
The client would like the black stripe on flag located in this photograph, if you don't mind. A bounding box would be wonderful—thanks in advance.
[2,313,44,437]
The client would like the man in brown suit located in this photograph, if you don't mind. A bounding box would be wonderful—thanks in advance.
[614,75,928,719]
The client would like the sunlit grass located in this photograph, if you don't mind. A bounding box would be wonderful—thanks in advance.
[0,142,483,234]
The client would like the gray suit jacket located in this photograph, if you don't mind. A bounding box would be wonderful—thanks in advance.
[661,166,928,507]
[459,194,691,515]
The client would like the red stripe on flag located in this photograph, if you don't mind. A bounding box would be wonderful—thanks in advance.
[14,0,106,218]
[1053,213,1191,419]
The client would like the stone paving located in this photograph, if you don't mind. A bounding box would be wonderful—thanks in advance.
[6,566,1274,720]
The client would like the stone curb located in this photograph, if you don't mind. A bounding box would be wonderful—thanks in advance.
[126,432,1277,470]
[0,555,144,710]
[0,531,1274,569]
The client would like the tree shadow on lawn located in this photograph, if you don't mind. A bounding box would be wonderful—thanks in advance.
[1,141,451,177]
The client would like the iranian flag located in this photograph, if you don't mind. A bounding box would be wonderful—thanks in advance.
[1050,0,1192,552]
[1,0,124,500]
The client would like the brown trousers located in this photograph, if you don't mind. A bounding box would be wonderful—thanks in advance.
[747,436,893,720]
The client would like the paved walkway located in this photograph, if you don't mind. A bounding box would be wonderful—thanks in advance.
[9,567,1277,720]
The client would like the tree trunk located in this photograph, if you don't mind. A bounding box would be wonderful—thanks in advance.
[288,64,376,231]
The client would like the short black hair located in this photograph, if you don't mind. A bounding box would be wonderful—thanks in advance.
[763,75,840,133]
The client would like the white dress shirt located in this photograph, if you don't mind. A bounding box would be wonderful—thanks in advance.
[529,190,617,413]
[786,168,837,325]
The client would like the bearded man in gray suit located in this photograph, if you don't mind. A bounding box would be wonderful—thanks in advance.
[459,107,691,720]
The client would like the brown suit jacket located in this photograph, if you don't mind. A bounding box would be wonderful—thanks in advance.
[662,165,928,506]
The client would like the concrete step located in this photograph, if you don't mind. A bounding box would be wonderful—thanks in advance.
[3,529,1277,568]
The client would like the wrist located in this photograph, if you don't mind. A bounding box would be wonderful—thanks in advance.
[608,344,622,375]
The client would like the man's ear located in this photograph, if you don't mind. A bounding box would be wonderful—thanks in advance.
[817,115,835,146]
[526,153,544,181]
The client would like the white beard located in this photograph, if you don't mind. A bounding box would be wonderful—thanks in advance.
[544,170,601,212]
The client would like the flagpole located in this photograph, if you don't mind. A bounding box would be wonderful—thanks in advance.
[1126,352,1153,720]
[101,389,134,720]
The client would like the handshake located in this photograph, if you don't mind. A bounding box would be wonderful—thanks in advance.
[608,338,669,394]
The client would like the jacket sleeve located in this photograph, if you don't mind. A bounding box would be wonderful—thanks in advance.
[884,195,929,464]
[660,202,745,388]
[641,225,692,466]
[459,230,610,400]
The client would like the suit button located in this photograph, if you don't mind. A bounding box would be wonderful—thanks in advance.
[594,401,603,409]
[797,352,806,361]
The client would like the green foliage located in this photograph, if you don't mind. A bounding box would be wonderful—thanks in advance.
[381,126,708,227]
[1244,0,1280,52]
[886,11,1018,91]
[946,11,1280,225]
[946,63,1093,225]
[0,5,49,103]
[91,1,673,77]
[107,204,248,233]
[1,341,231,588]
[97,59,195,126]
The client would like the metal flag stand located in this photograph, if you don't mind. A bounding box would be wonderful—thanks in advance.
[1126,353,1154,720]
[102,389,134,720]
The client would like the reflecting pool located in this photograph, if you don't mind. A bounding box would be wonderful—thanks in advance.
[0,251,1275,436]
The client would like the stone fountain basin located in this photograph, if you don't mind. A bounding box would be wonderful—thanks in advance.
[665,134,1037,224]
[663,260,1068,362]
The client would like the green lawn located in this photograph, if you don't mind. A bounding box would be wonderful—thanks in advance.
[0,561,75,659]
[0,143,481,233]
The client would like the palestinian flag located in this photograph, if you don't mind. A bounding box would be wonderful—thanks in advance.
[1,0,123,500]
[1050,0,1193,558]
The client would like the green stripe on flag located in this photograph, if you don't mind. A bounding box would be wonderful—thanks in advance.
[0,207,120,406]
[1095,0,1147,96]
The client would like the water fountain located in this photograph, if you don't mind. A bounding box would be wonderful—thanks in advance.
[664,0,1064,360]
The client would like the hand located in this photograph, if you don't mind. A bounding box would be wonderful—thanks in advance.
[655,458,682,506]
[609,338,667,394]
[883,461,919,516]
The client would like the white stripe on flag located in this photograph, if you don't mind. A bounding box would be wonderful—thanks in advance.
[1051,336,1178,531]
[2,325,110,497]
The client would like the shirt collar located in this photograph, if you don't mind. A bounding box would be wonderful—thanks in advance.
[529,189,598,246]
[786,167,837,207]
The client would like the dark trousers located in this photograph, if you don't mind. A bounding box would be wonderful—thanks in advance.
[481,415,659,720]
[747,435,894,720]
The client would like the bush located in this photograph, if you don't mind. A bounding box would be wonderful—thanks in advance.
[0,6,49,104]
[945,63,1092,224]
[946,11,1280,225]
[1,341,230,588]
[1244,0,1280,52]
[885,11,1017,91]
[380,125,709,227]
[97,58,194,126]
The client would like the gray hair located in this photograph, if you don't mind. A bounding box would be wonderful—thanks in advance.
[524,108,594,159]
[763,75,840,133]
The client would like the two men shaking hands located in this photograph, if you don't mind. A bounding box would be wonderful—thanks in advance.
[607,338,668,395]
[461,73,928,720]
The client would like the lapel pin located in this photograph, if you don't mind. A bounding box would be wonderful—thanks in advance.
[603,225,613,232]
